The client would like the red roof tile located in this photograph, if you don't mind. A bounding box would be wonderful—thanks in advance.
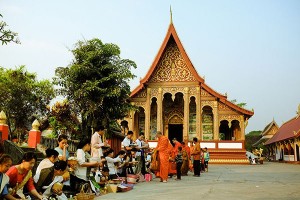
[265,116,300,145]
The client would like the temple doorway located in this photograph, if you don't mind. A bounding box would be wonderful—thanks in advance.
[168,124,183,144]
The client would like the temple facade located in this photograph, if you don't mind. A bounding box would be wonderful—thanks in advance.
[264,105,300,162]
[125,20,254,163]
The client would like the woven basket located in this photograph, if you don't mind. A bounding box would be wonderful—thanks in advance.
[76,193,95,200]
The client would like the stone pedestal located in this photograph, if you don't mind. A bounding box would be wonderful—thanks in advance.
[28,130,41,148]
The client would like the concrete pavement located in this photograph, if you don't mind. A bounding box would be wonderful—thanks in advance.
[95,162,300,200]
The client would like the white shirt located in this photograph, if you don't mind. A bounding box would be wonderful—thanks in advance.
[34,158,54,183]
[91,132,104,158]
[75,149,88,180]
[122,137,131,148]
[105,156,121,175]
[135,139,144,157]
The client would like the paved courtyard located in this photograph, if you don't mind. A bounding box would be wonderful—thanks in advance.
[96,162,300,200]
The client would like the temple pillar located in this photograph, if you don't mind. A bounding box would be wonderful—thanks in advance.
[28,119,41,148]
[157,88,163,132]
[0,111,9,142]
[129,109,137,139]
[145,88,151,140]
[213,101,219,140]
[196,86,201,140]
[183,87,189,140]
[240,116,246,140]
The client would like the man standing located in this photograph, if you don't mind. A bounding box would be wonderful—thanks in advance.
[191,137,201,177]
[91,125,107,160]
[122,131,134,174]
[135,133,148,175]
[155,131,170,183]
[122,131,134,152]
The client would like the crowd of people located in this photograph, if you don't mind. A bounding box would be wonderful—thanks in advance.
[0,126,210,199]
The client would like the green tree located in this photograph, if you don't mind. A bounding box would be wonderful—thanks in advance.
[54,38,136,138]
[0,66,55,138]
[0,14,20,45]
[45,100,80,139]
[245,130,262,151]
[230,99,247,108]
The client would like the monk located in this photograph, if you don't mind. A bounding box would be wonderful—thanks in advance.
[155,131,170,183]
[168,141,176,178]
[172,138,182,155]
[181,142,190,176]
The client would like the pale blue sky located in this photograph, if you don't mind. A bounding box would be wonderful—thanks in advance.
[0,0,299,133]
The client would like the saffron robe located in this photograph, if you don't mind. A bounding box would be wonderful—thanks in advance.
[156,136,170,181]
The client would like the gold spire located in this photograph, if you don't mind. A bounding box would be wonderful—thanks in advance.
[170,5,173,24]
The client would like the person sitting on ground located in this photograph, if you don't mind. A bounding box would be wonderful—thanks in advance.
[55,134,70,162]
[6,152,44,200]
[74,138,102,181]
[71,138,102,193]
[99,167,109,186]
[0,154,13,199]
[104,149,124,180]
[35,160,68,198]
[34,148,59,183]
[115,150,127,177]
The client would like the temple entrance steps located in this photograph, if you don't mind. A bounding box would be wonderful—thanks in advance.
[208,149,249,164]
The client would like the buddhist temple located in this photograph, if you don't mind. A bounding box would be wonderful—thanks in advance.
[264,104,300,162]
[124,15,254,164]
[253,119,279,147]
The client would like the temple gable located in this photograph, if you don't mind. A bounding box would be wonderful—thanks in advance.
[148,37,197,83]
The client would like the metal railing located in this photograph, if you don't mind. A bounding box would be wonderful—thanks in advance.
[40,137,79,153]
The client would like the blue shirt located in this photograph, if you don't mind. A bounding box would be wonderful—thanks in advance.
[0,173,9,196]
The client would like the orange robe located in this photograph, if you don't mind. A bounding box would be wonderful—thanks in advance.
[156,135,170,181]
[168,142,176,175]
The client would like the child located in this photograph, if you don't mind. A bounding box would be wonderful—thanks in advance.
[0,154,12,199]
[175,146,183,180]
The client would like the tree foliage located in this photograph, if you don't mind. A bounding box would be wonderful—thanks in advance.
[45,100,80,139]
[0,14,20,45]
[54,38,136,137]
[230,99,247,108]
[0,66,55,137]
[245,130,262,151]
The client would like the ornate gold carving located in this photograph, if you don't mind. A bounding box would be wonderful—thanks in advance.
[219,115,241,121]
[135,89,147,98]
[151,88,159,97]
[200,89,212,97]
[149,40,197,82]
[134,102,146,109]
[168,115,183,124]
[201,101,214,109]
[166,109,184,123]
[189,87,197,96]
[219,102,233,111]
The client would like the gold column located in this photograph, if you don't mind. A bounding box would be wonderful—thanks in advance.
[183,87,189,140]
[157,88,163,132]
[213,101,219,140]
[130,109,135,135]
[145,88,151,140]
[240,116,245,140]
[196,86,201,140]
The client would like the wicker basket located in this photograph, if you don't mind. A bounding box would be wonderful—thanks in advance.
[76,193,95,200]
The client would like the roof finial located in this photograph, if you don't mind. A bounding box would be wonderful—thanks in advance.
[170,5,173,24]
